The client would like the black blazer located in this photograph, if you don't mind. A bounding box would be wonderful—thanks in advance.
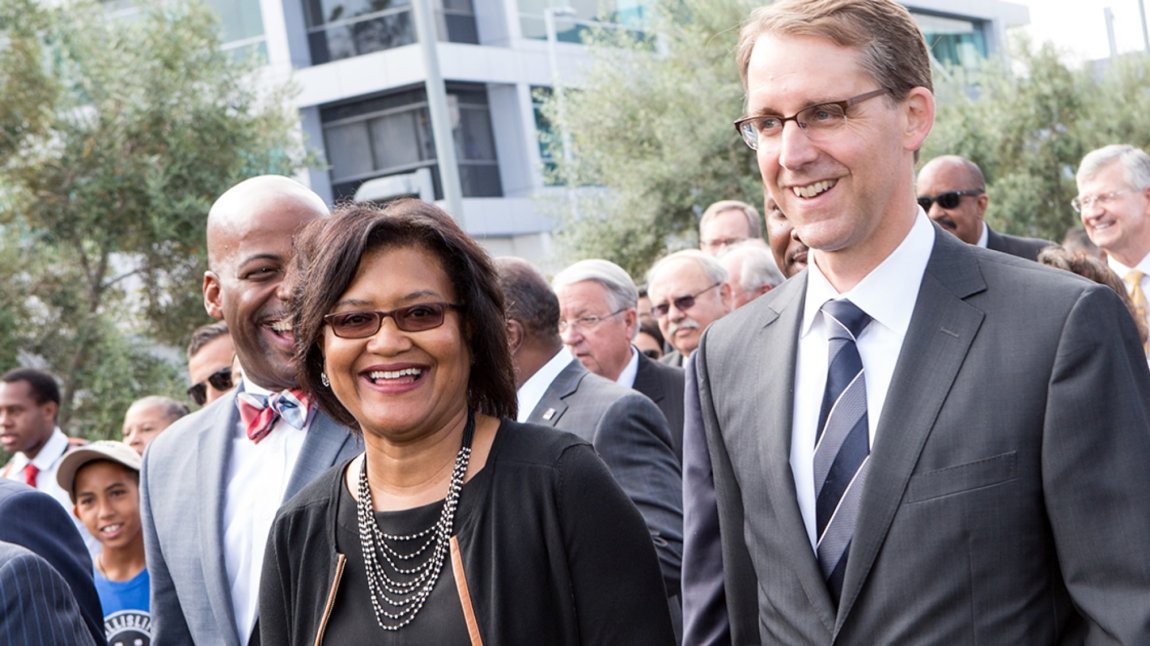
[986,226,1054,261]
[633,351,685,461]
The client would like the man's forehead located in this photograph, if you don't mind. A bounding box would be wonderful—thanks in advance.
[652,261,708,296]
[745,33,868,111]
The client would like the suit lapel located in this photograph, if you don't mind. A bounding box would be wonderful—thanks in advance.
[283,411,358,502]
[527,359,581,426]
[198,392,242,644]
[834,230,986,631]
[751,275,840,629]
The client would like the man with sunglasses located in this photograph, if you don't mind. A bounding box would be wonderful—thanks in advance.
[185,321,237,407]
[646,250,734,368]
[917,154,1053,260]
[553,259,686,460]
[690,0,1150,643]
[139,176,361,646]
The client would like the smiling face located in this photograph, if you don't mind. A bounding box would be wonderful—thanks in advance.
[746,33,932,287]
[322,244,470,443]
[205,191,326,390]
[72,461,142,552]
[1077,160,1150,267]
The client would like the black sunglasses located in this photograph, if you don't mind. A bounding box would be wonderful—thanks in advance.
[324,302,461,339]
[650,283,721,318]
[187,366,233,406]
[917,189,983,211]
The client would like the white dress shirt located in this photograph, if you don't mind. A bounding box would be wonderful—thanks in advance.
[3,427,100,556]
[516,348,573,423]
[615,347,640,388]
[790,211,934,549]
[223,380,310,643]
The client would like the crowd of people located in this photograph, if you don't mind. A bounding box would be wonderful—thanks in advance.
[4,0,1150,644]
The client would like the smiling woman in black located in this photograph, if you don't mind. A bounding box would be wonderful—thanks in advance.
[259,200,674,645]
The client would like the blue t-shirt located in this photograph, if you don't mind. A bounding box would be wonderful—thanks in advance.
[95,567,152,645]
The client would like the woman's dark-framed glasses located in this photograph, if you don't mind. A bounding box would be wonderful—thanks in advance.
[917,189,983,211]
[324,303,461,339]
[650,283,721,318]
[187,366,233,406]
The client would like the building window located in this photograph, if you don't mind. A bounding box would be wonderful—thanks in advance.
[322,84,502,202]
[518,0,650,43]
[531,86,561,185]
[205,0,267,62]
[304,0,477,66]
[913,13,988,70]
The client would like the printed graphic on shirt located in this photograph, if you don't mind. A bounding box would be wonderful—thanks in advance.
[105,609,152,646]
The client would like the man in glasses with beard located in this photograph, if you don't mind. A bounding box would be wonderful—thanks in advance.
[916,154,1053,260]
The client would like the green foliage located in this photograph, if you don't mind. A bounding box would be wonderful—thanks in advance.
[543,0,761,279]
[0,0,312,435]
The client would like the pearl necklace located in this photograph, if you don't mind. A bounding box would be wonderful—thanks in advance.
[357,411,475,631]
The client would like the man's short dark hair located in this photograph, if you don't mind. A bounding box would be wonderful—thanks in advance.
[1,368,60,406]
[495,257,561,338]
[186,321,230,359]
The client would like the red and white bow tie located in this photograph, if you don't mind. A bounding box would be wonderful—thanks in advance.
[236,388,312,444]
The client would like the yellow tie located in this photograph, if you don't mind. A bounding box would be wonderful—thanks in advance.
[1126,270,1148,353]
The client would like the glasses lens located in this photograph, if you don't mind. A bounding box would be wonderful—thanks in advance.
[917,197,933,211]
[207,367,233,391]
[936,192,963,209]
[394,303,447,332]
[186,383,207,406]
[673,295,697,312]
[329,312,383,338]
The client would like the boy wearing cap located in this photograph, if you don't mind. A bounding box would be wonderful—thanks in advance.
[58,440,152,643]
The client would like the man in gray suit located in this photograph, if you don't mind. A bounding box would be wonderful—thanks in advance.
[916,154,1053,260]
[495,257,683,599]
[552,258,686,460]
[696,0,1150,643]
[140,176,360,646]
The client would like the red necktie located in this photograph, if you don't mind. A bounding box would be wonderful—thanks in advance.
[236,388,312,444]
[23,463,39,488]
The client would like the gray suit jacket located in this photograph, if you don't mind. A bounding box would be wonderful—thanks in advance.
[695,227,1150,643]
[0,541,98,646]
[140,388,361,646]
[527,358,684,596]
[986,226,1053,261]
[633,351,685,461]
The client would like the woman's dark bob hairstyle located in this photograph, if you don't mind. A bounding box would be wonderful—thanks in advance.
[291,199,518,428]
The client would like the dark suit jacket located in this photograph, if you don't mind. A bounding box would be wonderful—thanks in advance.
[986,226,1054,261]
[0,540,99,645]
[527,358,683,596]
[695,227,1150,643]
[0,479,105,646]
[140,388,361,646]
[633,351,685,461]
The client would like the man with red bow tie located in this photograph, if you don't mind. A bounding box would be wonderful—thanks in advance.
[140,176,361,646]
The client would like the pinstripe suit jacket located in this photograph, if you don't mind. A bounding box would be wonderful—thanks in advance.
[0,540,98,645]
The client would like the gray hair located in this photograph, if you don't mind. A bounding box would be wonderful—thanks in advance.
[1077,144,1150,190]
[128,395,190,423]
[721,239,784,292]
[646,249,729,289]
[699,200,762,238]
[552,259,639,312]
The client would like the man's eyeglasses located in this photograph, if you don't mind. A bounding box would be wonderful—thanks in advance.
[558,308,626,333]
[1071,189,1133,214]
[187,366,233,406]
[917,189,984,211]
[734,88,888,151]
[651,283,721,318]
[324,302,460,339]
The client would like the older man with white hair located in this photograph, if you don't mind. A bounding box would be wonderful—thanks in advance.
[646,250,733,367]
[718,239,785,308]
[553,259,686,459]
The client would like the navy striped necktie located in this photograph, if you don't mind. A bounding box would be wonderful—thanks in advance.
[814,298,872,605]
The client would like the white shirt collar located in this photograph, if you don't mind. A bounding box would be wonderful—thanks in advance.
[801,209,934,340]
[516,348,574,423]
[1107,252,1150,278]
[19,427,70,471]
[616,347,640,388]
[976,221,989,248]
